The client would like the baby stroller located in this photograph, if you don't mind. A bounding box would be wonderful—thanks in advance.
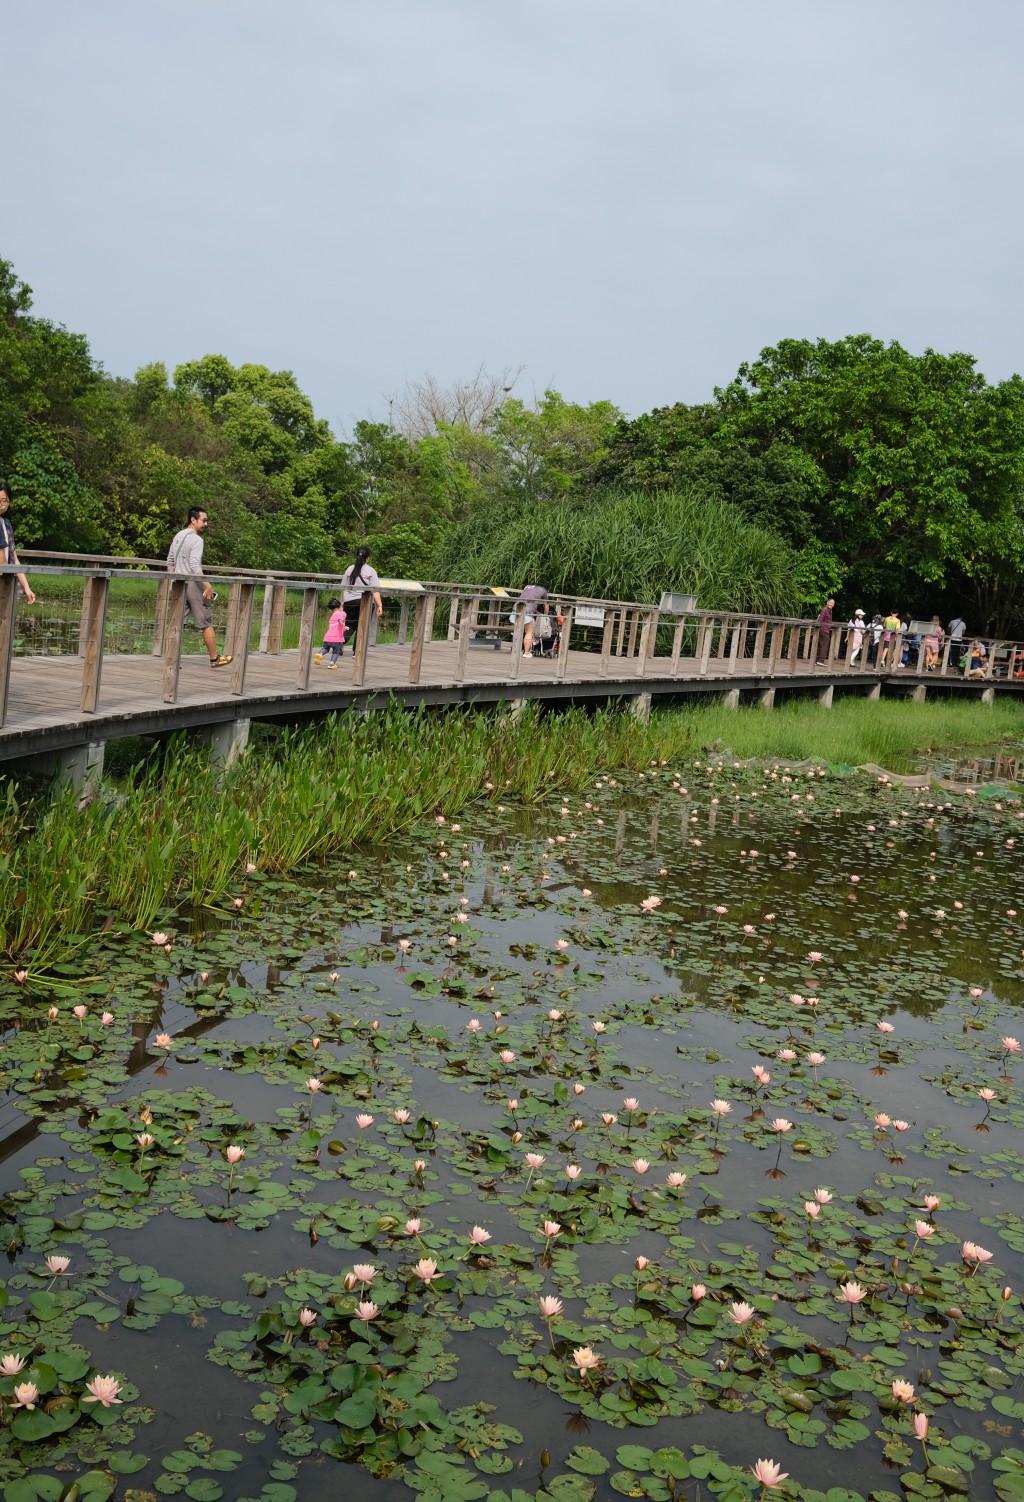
[531,602,562,657]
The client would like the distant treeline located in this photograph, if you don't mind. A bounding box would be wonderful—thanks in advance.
[3,257,1023,630]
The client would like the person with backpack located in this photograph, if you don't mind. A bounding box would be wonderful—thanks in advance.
[513,583,549,655]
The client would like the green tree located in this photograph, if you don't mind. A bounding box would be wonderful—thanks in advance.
[489,390,623,503]
[714,335,1024,623]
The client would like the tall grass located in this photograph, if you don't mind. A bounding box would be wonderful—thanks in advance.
[1,699,1021,965]
[431,487,801,615]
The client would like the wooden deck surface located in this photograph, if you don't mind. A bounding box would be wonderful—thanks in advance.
[0,640,1015,760]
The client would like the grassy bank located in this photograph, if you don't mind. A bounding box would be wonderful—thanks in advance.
[2,699,1021,966]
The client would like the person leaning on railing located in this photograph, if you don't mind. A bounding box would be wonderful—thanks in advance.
[0,482,37,604]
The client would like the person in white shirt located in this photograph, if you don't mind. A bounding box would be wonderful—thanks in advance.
[340,546,384,655]
[166,508,232,667]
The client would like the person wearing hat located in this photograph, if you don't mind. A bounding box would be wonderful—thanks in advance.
[847,607,866,665]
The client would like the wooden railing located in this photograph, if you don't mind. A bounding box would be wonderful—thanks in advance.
[2,555,1021,731]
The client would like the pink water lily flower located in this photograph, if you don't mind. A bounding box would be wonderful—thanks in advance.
[404,1217,421,1235]
[542,1221,562,1240]
[224,1145,245,1165]
[355,1113,374,1129]
[306,1077,322,1093]
[393,1109,411,1124]
[539,1295,563,1318]
[710,1099,732,1117]
[499,1049,516,1064]
[978,1088,997,1102]
[622,1097,640,1112]
[914,1413,929,1440]
[571,1346,600,1373]
[11,1381,40,1410]
[729,1301,755,1325]
[82,1374,123,1407]
[1002,1037,1021,1053]
[836,1281,866,1304]
[962,1240,993,1266]
[666,1171,687,1188]
[45,1254,71,1275]
[352,1264,376,1285]
[877,1020,895,1034]
[750,1459,788,1489]
[804,1201,820,1219]
[468,1226,492,1245]
[412,1258,440,1284]
[922,1194,941,1212]
[769,1119,793,1133]
[151,932,169,945]
[298,1308,317,1327]
[691,1283,706,1300]
[1,1352,26,1375]
[355,1301,378,1321]
[632,1158,650,1175]
[565,1164,583,1181]
[813,1188,833,1204]
[135,1133,154,1149]
[640,896,662,911]
[892,1378,915,1403]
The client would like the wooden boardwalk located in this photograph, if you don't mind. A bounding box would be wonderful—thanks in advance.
[1,636,1018,764]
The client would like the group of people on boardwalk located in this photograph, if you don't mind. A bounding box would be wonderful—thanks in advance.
[816,600,982,674]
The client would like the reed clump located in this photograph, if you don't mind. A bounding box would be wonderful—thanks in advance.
[1,700,1021,965]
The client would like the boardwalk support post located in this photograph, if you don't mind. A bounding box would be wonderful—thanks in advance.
[818,684,834,708]
[757,687,775,709]
[56,741,105,804]
[631,692,652,723]
[981,686,995,706]
[208,718,251,771]
[721,688,740,709]
[866,681,881,700]
[909,683,926,703]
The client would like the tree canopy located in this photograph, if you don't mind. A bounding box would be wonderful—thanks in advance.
[3,257,1022,631]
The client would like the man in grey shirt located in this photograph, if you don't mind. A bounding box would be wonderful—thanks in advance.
[166,508,232,667]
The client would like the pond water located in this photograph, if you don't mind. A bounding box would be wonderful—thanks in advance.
[2,760,1024,1502]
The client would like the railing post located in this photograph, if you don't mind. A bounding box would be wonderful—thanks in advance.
[670,615,686,678]
[408,593,435,684]
[615,607,627,658]
[295,586,320,689]
[787,625,801,674]
[599,609,615,677]
[625,609,640,660]
[509,608,526,679]
[698,618,714,677]
[727,620,741,675]
[398,596,410,646]
[455,595,478,682]
[556,605,573,680]
[229,582,256,696]
[636,611,651,676]
[162,579,187,703]
[939,636,953,678]
[80,574,110,713]
[352,597,374,687]
[258,576,274,652]
[224,583,240,660]
[268,585,287,654]
[828,624,842,665]
[0,574,16,728]
[152,576,170,657]
[77,582,92,660]
[753,621,767,667]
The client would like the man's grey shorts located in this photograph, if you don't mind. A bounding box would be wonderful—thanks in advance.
[184,580,214,631]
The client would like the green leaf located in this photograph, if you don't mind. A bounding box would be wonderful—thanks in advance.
[565,1447,610,1476]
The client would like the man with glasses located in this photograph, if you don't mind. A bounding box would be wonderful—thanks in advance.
[166,508,232,667]
[0,482,36,604]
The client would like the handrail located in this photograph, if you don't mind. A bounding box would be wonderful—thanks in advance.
[1,560,1021,734]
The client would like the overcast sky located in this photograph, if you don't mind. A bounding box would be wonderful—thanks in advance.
[5,1,1021,433]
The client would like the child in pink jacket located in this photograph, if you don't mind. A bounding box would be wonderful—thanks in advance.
[314,598,347,667]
